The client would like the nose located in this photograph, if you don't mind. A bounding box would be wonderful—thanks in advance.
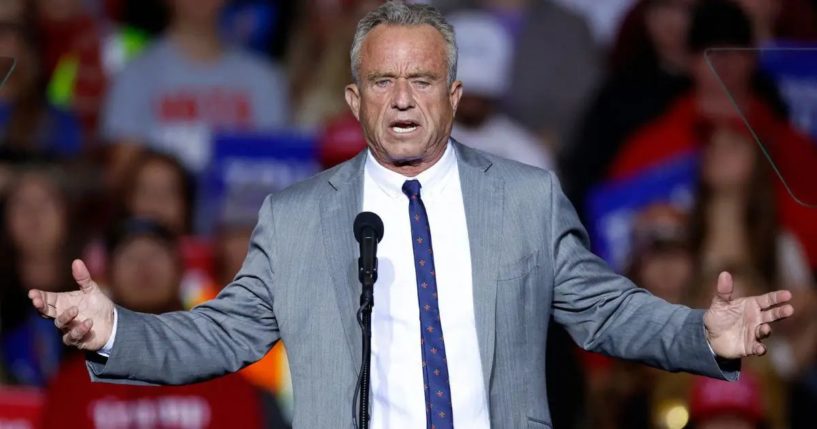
[390,79,415,111]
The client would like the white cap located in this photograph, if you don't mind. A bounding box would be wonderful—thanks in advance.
[448,11,513,98]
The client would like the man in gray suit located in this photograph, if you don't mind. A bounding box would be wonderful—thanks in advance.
[29,2,794,428]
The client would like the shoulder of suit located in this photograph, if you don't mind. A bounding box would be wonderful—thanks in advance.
[264,157,358,207]
[458,143,555,184]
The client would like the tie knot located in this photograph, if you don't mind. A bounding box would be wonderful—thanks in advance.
[402,179,422,199]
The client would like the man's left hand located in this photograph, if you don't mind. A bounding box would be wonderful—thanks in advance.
[704,271,795,359]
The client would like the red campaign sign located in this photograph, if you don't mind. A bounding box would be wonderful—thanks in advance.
[0,387,43,429]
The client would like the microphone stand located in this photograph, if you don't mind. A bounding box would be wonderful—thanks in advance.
[355,238,377,429]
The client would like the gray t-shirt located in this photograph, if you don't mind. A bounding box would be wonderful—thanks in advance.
[102,37,289,172]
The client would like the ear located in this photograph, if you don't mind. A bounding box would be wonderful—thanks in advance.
[345,83,361,121]
[449,80,463,115]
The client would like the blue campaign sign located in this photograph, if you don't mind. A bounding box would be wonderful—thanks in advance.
[585,153,698,272]
[758,42,817,143]
[197,131,321,233]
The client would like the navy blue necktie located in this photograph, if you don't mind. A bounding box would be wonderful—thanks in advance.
[402,179,454,429]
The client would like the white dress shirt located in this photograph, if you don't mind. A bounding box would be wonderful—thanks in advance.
[363,143,490,429]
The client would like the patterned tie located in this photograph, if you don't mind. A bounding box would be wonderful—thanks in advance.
[402,179,454,429]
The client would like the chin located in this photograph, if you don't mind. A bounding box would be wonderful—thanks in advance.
[379,141,425,161]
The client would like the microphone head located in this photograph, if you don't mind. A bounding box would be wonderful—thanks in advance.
[354,212,384,243]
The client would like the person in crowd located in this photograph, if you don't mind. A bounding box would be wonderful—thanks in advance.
[687,373,768,429]
[288,0,380,129]
[688,123,812,295]
[0,0,82,159]
[562,0,696,216]
[608,0,817,271]
[480,0,602,148]
[80,149,197,296]
[296,1,383,170]
[114,149,220,310]
[119,150,194,235]
[448,10,553,170]
[101,0,289,178]
[0,164,80,386]
[628,204,694,304]
[40,217,289,429]
[435,0,601,147]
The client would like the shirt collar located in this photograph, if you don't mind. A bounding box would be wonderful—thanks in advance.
[365,140,457,200]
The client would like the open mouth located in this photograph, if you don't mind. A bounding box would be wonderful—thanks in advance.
[389,120,419,134]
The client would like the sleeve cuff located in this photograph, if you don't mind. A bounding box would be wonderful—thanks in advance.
[703,322,741,380]
[97,307,118,357]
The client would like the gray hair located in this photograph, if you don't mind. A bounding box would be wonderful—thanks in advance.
[350,1,458,85]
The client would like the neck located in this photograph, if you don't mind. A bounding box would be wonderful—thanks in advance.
[706,190,746,223]
[168,20,223,62]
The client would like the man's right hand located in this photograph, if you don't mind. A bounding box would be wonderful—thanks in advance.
[28,259,115,351]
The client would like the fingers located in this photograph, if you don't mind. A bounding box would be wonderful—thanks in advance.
[61,319,93,349]
[71,259,97,292]
[756,323,772,340]
[754,343,766,356]
[714,271,734,303]
[28,289,57,318]
[54,306,79,330]
[756,289,793,310]
[761,303,795,323]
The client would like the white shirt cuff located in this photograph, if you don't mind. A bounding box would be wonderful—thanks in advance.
[97,307,118,357]
[704,325,717,356]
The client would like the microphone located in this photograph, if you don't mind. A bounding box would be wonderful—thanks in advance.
[354,212,384,288]
[352,212,383,429]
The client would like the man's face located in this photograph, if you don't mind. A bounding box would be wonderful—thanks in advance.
[345,24,462,173]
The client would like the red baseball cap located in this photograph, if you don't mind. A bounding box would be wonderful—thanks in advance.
[689,373,764,424]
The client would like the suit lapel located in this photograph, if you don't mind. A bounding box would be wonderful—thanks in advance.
[454,141,504,391]
[320,151,367,368]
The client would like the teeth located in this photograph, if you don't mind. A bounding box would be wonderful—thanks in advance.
[392,125,417,134]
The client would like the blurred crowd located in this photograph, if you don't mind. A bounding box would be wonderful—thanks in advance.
[0,0,815,428]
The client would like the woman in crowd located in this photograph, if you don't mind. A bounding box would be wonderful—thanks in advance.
[688,123,812,296]
[119,149,193,235]
[0,164,81,386]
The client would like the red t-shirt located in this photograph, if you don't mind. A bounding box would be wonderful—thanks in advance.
[40,356,264,429]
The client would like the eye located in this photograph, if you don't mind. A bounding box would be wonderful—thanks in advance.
[374,79,392,88]
[413,80,431,89]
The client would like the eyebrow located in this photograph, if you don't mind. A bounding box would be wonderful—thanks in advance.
[366,72,441,81]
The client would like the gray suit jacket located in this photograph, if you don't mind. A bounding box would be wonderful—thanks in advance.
[87,142,737,428]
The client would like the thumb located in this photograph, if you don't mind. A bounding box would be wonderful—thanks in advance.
[714,271,734,304]
[72,259,97,293]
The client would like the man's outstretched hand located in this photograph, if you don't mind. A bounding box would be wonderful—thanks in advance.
[28,259,115,351]
[705,271,795,359]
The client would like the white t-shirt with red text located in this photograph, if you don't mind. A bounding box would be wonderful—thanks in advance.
[102,37,289,172]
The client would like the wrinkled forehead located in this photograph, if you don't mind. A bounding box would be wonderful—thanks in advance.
[359,24,449,78]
